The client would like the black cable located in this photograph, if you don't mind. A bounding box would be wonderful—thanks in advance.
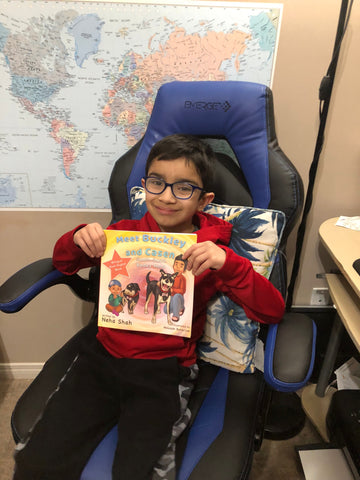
[286,0,354,310]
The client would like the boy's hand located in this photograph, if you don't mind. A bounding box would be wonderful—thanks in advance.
[183,241,226,276]
[73,223,106,258]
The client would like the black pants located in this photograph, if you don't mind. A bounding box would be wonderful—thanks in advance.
[14,340,187,480]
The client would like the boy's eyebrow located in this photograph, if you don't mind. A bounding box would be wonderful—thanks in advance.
[147,172,202,186]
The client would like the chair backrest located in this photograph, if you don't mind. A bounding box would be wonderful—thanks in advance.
[108,81,303,296]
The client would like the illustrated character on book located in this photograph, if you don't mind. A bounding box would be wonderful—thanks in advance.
[144,269,178,324]
[121,282,140,314]
[106,279,123,316]
[164,254,187,322]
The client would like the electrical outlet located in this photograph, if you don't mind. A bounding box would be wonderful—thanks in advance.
[310,287,331,306]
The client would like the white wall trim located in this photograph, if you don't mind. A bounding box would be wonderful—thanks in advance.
[0,363,44,379]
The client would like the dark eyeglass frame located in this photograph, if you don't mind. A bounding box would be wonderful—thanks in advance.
[143,176,205,200]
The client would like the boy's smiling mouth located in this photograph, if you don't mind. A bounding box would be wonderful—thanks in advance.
[155,205,178,215]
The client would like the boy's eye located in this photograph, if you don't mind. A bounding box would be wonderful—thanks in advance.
[148,178,164,186]
[175,183,193,193]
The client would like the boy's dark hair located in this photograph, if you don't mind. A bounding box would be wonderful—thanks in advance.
[145,134,216,192]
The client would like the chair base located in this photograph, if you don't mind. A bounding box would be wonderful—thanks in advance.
[264,391,306,440]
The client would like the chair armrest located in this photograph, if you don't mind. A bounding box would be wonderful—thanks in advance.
[263,312,317,392]
[0,258,97,313]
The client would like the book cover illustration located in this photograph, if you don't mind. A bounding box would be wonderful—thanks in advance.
[98,230,197,337]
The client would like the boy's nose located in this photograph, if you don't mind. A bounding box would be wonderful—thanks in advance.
[159,184,176,201]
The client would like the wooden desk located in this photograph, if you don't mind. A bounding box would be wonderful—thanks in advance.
[302,217,360,440]
[320,217,360,300]
[320,217,360,351]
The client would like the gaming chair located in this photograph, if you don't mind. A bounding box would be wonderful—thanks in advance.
[0,81,316,479]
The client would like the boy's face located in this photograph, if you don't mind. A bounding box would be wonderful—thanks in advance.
[173,260,185,274]
[109,284,121,296]
[142,157,214,233]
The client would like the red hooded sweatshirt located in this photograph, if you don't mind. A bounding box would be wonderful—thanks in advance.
[53,211,284,366]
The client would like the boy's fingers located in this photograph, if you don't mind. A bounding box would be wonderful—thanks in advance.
[74,224,106,258]
[186,248,208,276]
[184,242,226,275]
[192,252,213,276]
[183,243,205,260]
[90,233,106,257]
[92,225,107,255]
[79,232,99,258]
[191,259,208,276]
[182,246,193,262]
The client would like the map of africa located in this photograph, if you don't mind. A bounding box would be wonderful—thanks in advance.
[0,1,282,209]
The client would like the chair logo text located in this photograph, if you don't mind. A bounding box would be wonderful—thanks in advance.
[184,100,231,112]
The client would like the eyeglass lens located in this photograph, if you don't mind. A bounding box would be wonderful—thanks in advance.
[145,178,195,199]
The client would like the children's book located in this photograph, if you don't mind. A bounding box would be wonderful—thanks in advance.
[98,230,197,338]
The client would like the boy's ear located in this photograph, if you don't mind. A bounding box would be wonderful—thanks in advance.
[141,178,145,188]
[198,192,215,211]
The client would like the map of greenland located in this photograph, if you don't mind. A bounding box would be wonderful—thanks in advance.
[68,14,104,68]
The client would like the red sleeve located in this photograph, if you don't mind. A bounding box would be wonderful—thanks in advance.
[52,224,99,275]
[214,247,284,325]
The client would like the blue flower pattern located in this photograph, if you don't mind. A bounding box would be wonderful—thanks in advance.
[130,187,147,220]
[200,293,259,374]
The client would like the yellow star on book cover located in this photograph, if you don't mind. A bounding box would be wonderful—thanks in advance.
[103,250,131,279]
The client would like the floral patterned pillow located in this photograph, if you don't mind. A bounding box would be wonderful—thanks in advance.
[129,187,286,373]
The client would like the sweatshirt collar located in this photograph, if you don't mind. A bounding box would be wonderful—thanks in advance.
[140,211,232,246]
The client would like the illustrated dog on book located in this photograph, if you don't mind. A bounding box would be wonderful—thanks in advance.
[144,270,178,324]
[122,283,140,314]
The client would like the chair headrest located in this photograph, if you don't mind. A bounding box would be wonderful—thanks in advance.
[126,81,271,208]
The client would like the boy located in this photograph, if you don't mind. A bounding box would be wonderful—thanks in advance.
[13,134,284,480]
[166,254,187,322]
[106,279,123,316]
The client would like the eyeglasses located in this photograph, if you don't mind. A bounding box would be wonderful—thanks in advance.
[143,176,204,200]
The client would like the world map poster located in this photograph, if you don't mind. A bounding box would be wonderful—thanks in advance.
[0,0,282,209]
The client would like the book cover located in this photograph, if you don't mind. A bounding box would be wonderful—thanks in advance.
[98,230,197,337]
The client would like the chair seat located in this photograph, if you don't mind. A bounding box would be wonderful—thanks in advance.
[80,364,265,480]
[177,367,266,480]
[12,323,266,480]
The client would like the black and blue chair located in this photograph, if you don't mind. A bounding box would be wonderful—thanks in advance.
[0,81,316,479]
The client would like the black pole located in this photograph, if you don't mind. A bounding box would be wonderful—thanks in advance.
[286,0,352,310]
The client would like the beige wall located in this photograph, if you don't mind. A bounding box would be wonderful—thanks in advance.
[1,0,359,364]
[271,0,360,305]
